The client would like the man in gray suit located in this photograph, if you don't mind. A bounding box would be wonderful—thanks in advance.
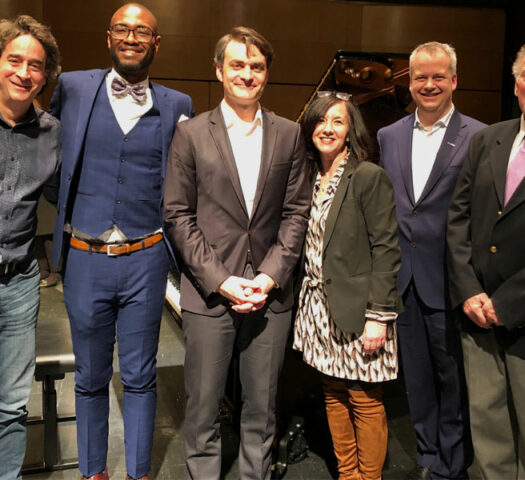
[163,26,310,480]
[447,44,525,480]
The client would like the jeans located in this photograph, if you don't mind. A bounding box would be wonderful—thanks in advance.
[0,258,40,480]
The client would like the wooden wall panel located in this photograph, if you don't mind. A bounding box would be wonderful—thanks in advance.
[2,0,507,124]
[0,0,42,20]
[151,34,214,79]
[361,5,505,91]
[261,83,314,120]
[453,90,501,126]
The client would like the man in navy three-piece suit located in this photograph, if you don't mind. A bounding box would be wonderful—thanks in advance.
[378,42,485,480]
[50,4,193,479]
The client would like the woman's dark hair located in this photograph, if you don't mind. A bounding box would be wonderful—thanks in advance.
[300,94,372,172]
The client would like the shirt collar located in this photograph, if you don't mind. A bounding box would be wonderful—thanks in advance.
[414,104,455,131]
[0,104,39,128]
[107,68,150,93]
[220,99,262,133]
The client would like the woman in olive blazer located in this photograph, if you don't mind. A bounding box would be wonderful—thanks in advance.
[293,93,401,480]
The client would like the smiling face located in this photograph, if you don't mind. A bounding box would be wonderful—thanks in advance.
[216,40,269,114]
[312,101,350,163]
[409,49,457,126]
[0,34,47,116]
[107,4,159,83]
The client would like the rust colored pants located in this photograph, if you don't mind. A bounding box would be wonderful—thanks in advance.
[321,375,387,480]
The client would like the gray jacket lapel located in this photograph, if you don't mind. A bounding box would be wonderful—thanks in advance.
[251,111,277,221]
[208,106,248,217]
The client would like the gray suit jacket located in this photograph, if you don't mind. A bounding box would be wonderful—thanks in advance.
[163,106,311,316]
[447,118,525,358]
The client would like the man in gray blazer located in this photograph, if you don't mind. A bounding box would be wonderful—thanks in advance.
[163,27,310,480]
[447,44,525,480]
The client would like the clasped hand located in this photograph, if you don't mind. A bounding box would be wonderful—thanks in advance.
[463,293,503,329]
[218,274,275,313]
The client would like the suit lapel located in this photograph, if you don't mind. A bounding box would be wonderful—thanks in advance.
[398,115,416,205]
[72,69,109,167]
[251,111,277,221]
[493,119,521,213]
[208,106,248,217]
[322,156,357,254]
[417,109,463,204]
[151,82,172,178]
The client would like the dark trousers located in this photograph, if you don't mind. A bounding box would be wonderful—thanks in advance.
[461,328,525,480]
[182,306,291,480]
[63,241,169,478]
[398,283,471,479]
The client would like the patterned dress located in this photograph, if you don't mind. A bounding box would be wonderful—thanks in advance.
[293,160,398,382]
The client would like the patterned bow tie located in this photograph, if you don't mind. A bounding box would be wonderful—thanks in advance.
[111,77,147,103]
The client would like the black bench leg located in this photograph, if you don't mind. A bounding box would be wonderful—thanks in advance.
[42,375,59,468]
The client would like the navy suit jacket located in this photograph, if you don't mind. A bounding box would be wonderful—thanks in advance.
[49,69,193,265]
[378,109,486,310]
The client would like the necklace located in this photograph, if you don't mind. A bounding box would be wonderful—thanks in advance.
[319,151,349,195]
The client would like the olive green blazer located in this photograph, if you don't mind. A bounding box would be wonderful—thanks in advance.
[321,156,402,334]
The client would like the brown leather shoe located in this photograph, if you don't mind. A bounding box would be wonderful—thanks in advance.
[82,467,109,480]
[125,475,149,480]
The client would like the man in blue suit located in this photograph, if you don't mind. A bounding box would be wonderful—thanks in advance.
[378,42,485,480]
[50,4,193,479]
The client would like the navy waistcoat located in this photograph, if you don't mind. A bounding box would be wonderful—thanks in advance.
[70,84,163,238]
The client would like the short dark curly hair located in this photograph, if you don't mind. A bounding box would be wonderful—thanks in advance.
[0,14,61,83]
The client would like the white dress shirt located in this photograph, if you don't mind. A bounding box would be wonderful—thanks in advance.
[106,69,152,135]
[411,105,455,202]
[508,114,525,170]
[221,100,263,218]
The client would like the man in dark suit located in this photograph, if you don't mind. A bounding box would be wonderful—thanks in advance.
[377,42,485,480]
[163,26,310,480]
[447,44,525,480]
[50,4,193,479]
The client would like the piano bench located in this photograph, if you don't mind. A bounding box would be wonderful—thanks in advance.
[23,353,78,474]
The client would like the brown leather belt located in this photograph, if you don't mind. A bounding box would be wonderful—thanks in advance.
[70,233,163,256]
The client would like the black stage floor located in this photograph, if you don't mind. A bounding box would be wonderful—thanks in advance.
[23,282,420,479]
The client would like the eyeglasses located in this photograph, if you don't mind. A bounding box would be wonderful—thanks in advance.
[316,90,352,102]
[108,24,156,42]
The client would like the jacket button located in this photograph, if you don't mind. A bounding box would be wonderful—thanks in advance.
[412,210,417,216]
[326,278,332,285]
[497,210,502,216]
[411,242,416,248]
[490,245,497,253]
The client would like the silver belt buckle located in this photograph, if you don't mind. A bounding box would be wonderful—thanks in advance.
[106,244,119,256]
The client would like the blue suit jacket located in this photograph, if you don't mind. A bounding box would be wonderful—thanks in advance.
[49,69,193,265]
[377,109,485,310]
